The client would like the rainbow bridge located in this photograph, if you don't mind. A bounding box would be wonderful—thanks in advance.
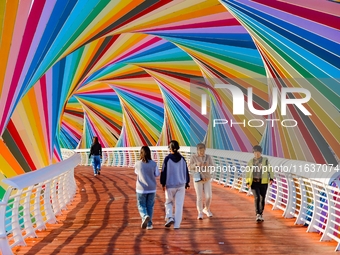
[0,0,339,254]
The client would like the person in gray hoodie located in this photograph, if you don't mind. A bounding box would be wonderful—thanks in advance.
[160,140,190,229]
[135,146,160,229]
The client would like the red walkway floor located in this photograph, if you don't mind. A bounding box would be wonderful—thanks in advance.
[14,166,337,254]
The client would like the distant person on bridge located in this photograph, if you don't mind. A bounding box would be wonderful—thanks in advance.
[189,143,214,220]
[160,140,190,229]
[89,136,102,176]
[246,145,274,222]
[135,146,160,230]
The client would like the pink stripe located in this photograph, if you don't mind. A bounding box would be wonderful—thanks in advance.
[128,36,165,54]
[283,0,340,16]
[0,0,32,134]
[109,84,164,108]
[234,0,340,43]
[45,69,53,158]
[8,0,46,104]
[39,75,51,157]
[33,80,47,152]
[53,146,61,162]
[19,0,56,93]
[137,12,233,32]
[62,123,78,140]
[150,25,246,34]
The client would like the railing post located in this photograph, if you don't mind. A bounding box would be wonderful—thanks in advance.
[44,180,57,224]
[231,160,238,190]
[272,174,282,210]
[240,174,247,193]
[133,151,137,167]
[282,174,295,218]
[84,152,87,166]
[117,151,122,166]
[22,185,37,238]
[320,185,332,242]
[106,151,110,166]
[67,169,77,201]
[127,151,132,167]
[295,178,308,225]
[51,178,61,215]
[11,189,26,246]
[33,186,46,231]
[58,175,67,211]
[124,151,128,167]
[0,188,13,255]
[307,181,322,233]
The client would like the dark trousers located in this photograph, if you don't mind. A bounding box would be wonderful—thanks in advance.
[251,182,268,215]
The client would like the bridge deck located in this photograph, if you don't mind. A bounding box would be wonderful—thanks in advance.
[14,166,336,254]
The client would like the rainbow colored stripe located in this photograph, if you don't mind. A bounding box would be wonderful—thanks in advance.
[0,0,339,197]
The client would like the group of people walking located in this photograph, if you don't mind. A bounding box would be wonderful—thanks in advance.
[89,137,274,229]
[135,140,214,230]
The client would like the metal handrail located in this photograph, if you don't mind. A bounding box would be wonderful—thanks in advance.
[0,151,80,255]
[74,146,340,251]
[1,146,339,253]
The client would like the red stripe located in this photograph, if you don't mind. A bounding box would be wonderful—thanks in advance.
[111,72,151,80]
[0,0,46,132]
[62,122,82,140]
[113,0,173,31]
[53,146,61,162]
[253,0,340,30]
[40,75,51,154]
[113,86,163,103]
[141,19,241,32]
[7,120,37,170]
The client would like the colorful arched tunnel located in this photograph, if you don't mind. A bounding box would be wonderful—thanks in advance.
[0,0,339,198]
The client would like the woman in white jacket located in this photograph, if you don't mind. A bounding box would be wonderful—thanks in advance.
[189,143,214,219]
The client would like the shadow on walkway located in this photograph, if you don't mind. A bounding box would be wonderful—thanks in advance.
[14,166,337,254]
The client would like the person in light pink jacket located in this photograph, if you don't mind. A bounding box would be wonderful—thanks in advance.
[189,143,214,220]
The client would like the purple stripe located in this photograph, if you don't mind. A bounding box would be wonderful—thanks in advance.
[151,25,247,34]
[224,0,340,43]
[19,0,57,90]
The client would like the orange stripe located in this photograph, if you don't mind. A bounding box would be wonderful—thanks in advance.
[0,139,25,175]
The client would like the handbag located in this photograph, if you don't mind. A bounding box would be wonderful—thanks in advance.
[193,155,207,182]
[194,172,202,182]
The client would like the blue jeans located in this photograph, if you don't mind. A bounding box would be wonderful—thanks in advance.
[92,155,101,174]
[136,193,155,227]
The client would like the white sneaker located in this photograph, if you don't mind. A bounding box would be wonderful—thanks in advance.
[256,214,261,222]
[94,174,97,176]
[141,215,150,229]
[146,225,153,230]
[260,214,264,221]
[203,208,213,217]
[197,213,203,220]
[164,217,174,228]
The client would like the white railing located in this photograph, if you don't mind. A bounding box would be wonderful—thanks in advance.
[75,146,340,251]
[0,150,80,255]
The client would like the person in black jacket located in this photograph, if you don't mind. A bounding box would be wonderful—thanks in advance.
[160,140,190,229]
[89,136,102,176]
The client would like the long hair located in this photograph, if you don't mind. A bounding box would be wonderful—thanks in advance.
[169,140,180,153]
[140,146,152,163]
[92,136,99,144]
